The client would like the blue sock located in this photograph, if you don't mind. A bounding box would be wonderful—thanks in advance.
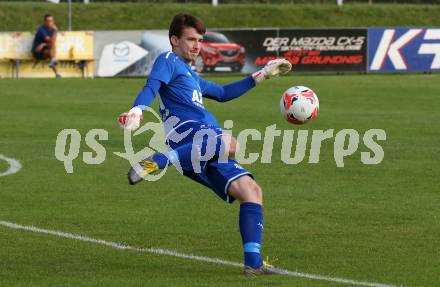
[151,153,167,169]
[239,202,263,269]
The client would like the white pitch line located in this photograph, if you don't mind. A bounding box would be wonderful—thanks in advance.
[0,220,400,287]
[0,154,22,177]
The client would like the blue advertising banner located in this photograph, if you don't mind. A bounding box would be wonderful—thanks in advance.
[368,27,440,72]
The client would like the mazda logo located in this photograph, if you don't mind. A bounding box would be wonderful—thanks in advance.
[113,43,130,57]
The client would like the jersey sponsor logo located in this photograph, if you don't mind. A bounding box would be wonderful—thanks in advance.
[192,90,204,109]
[368,28,440,72]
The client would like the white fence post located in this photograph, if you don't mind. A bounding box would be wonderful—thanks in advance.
[68,0,72,31]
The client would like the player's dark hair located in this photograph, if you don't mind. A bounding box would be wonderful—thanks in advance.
[44,14,52,21]
[169,13,206,46]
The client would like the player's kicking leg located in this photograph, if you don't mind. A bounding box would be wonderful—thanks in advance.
[228,175,279,275]
[127,156,160,185]
[128,134,238,185]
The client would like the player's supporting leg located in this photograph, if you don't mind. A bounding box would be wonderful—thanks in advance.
[228,176,276,275]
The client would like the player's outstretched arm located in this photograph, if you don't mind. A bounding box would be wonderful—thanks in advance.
[119,78,162,130]
[200,76,254,102]
[201,58,292,102]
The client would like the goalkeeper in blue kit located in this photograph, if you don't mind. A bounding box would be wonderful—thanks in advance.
[120,13,291,274]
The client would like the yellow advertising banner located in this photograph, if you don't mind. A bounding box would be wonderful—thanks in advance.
[0,31,94,78]
[0,59,13,77]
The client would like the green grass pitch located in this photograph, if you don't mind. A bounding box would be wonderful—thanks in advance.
[0,74,439,287]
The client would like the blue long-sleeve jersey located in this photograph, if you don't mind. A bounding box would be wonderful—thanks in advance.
[133,51,256,130]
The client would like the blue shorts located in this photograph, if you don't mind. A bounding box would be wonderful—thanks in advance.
[32,46,49,60]
[183,159,252,203]
[166,121,253,203]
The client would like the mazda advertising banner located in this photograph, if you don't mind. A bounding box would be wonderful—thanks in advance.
[93,28,368,77]
[368,27,440,73]
[215,28,368,73]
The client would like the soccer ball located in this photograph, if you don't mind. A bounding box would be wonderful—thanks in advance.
[280,86,319,125]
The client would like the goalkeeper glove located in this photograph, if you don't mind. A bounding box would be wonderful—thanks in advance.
[252,58,292,84]
[118,106,143,130]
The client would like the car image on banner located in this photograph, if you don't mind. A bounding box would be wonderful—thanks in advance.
[195,32,246,73]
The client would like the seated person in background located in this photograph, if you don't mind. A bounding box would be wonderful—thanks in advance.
[32,14,61,78]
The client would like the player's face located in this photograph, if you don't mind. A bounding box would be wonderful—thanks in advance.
[171,27,203,63]
[44,16,55,29]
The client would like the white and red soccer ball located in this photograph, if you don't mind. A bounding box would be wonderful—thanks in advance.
[280,86,319,125]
